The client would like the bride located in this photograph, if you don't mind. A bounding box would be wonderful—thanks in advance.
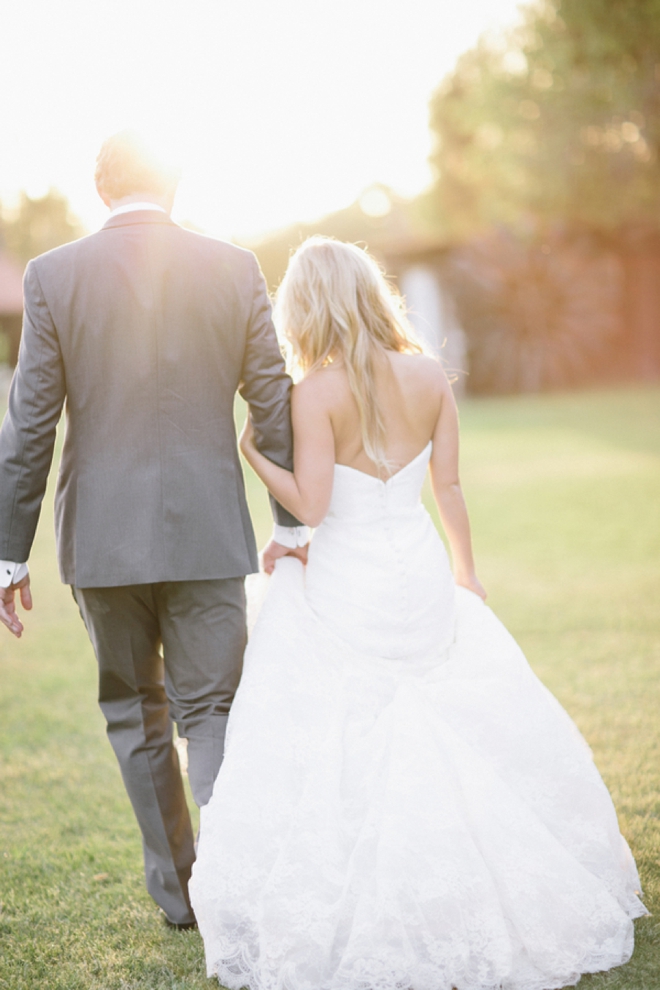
[189,237,645,990]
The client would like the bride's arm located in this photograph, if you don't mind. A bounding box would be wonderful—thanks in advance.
[430,375,486,600]
[240,376,335,528]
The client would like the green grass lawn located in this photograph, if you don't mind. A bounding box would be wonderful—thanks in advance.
[1,385,659,989]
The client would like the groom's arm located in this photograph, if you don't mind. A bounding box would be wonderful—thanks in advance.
[238,254,306,533]
[0,260,66,562]
[0,260,66,634]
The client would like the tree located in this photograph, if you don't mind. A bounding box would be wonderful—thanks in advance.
[0,189,85,267]
[0,190,85,365]
[427,0,660,238]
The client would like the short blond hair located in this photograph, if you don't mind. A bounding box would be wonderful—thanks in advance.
[275,237,423,472]
[94,130,180,200]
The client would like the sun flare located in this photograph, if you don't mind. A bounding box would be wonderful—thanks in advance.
[2,0,523,240]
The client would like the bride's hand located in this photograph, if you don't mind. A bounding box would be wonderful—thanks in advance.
[455,572,487,601]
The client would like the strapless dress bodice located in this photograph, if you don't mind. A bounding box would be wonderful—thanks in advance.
[326,442,433,522]
[305,442,456,660]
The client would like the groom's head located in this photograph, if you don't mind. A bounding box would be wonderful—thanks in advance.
[95,130,180,211]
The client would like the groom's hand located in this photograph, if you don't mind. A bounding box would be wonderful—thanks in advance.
[261,539,309,575]
[0,575,33,638]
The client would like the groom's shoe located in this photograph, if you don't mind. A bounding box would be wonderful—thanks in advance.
[162,911,198,931]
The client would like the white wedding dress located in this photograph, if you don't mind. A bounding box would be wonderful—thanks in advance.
[190,442,646,990]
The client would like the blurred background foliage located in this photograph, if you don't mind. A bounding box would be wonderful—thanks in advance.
[0,190,85,267]
[426,0,660,235]
[422,0,660,392]
[447,229,625,393]
[1,0,660,395]
[0,190,85,365]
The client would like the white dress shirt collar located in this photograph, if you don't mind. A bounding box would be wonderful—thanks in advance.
[109,202,168,219]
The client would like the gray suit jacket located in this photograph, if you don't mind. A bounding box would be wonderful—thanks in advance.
[0,210,298,587]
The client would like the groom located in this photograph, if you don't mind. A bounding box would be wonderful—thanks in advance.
[0,131,308,927]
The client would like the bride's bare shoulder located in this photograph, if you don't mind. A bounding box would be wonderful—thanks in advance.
[390,351,450,392]
[292,365,351,407]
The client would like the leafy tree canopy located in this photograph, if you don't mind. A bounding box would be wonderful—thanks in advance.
[0,189,85,267]
[427,0,660,238]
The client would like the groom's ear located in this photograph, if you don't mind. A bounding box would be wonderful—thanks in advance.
[96,181,112,209]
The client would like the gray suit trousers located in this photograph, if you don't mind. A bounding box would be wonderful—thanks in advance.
[73,578,246,925]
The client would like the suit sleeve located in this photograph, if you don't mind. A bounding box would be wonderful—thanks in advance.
[238,255,301,527]
[0,260,66,561]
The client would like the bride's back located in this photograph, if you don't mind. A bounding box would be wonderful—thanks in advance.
[275,236,445,479]
[313,350,443,478]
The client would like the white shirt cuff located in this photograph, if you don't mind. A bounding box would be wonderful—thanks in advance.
[272,524,310,549]
[0,560,29,589]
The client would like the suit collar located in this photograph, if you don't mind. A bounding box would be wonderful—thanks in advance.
[102,211,177,231]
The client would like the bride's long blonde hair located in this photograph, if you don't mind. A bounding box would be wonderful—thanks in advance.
[274,237,424,472]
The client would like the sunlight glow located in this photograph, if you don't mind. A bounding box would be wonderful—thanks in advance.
[1,0,524,240]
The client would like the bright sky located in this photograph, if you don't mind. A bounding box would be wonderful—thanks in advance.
[1,0,523,240]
